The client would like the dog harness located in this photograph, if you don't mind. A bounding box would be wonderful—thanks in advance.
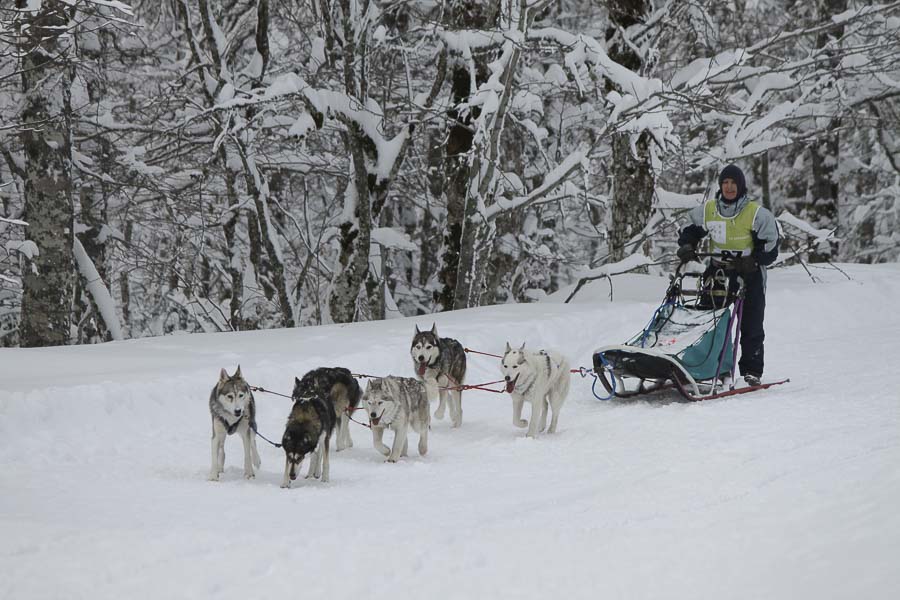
[217,414,244,435]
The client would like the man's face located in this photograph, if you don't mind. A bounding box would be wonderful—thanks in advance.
[721,177,739,201]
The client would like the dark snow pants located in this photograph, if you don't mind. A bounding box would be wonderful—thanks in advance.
[738,271,766,378]
[698,267,766,377]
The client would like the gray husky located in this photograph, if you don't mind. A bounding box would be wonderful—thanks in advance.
[208,366,261,481]
[292,367,361,451]
[281,377,337,488]
[363,376,430,462]
[410,324,467,427]
[500,343,570,438]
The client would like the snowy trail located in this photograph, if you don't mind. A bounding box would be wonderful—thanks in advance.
[1,265,899,599]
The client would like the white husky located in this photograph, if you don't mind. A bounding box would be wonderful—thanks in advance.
[500,343,570,438]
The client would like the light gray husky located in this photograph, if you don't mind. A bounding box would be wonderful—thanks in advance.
[208,366,261,480]
[363,376,430,462]
[410,324,467,427]
[500,343,570,438]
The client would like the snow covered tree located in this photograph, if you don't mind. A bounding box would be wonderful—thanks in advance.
[2,0,899,345]
[13,1,78,347]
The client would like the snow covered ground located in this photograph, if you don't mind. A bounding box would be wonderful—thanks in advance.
[2,263,899,600]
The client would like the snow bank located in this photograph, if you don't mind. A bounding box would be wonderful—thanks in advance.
[2,265,900,600]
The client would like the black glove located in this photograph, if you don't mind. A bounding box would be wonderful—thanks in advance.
[676,244,698,263]
[729,255,757,275]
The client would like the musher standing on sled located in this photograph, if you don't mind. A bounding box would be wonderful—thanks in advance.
[676,164,779,387]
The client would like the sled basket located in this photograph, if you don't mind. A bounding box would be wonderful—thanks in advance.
[591,263,745,400]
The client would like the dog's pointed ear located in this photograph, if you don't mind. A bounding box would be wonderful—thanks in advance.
[505,342,511,353]
[430,322,438,335]
[519,342,526,351]
[294,376,301,386]
[415,324,420,334]
[234,365,242,379]
[219,368,229,384]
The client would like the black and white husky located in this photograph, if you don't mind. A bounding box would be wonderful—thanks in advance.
[208,366,261,481]
[410,324,467,427]
[500,343,570,438]
[362,376,430,462]
[292,367,361,451]
[281,378,337,488]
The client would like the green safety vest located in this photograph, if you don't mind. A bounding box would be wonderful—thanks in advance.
[703,199,760,256]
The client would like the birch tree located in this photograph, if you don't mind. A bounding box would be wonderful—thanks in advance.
[13,2,78,346]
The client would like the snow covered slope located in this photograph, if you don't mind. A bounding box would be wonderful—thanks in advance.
[1,264,899,600]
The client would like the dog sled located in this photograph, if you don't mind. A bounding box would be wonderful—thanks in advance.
[592,255,788,402]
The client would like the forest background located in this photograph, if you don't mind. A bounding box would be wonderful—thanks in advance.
[1,0,898,347]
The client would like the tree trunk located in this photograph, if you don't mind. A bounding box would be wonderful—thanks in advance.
[419,195,437,292]
[755,151,772,211]
[419,127,443,293]
[217,161,245,330]
[74,187,111,343]
[435,61,475,311]
[329,128,374,323]
[483,210,524,305]
[808,135,840,261]
[17,1,76,347]
[119,220,132,335]
[806,0,847,262]
[435,0,498,311]
[608,133,655,262]
[242,161,295,328]
[606,0,654,263]
[483,132,527,305]
[453,197,494,309]
[74,25,115,343]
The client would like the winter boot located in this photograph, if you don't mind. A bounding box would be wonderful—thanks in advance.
[743,373,762,387]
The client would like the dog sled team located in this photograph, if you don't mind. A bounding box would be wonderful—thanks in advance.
[207,162,782,487]
[208,324,570,488]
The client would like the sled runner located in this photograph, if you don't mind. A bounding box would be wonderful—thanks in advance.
[592,256,788,401]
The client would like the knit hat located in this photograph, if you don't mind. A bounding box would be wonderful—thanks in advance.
[718,164,747,201]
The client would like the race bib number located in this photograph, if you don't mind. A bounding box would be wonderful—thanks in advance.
[707,221,727,244]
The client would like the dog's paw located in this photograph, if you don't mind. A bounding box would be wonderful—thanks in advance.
[434,409,445,419]
[385,457,398,463]
[280,481,291,489]
[208,473,220,482]
[244,472,255,480]
[514,419,528,428]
